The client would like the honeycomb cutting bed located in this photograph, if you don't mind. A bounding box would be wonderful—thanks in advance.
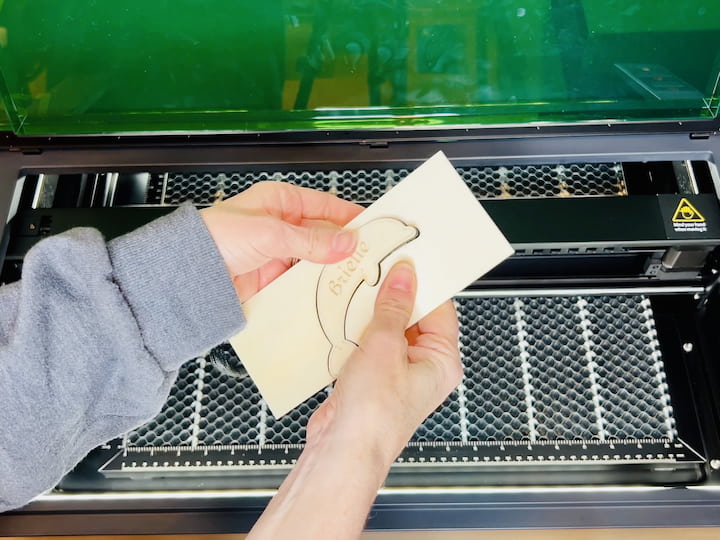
[111,294,693,472]
[161,162,626,206]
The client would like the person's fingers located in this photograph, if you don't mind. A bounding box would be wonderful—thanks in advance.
[365,261,417,339]
[406,302,458,348]
[233,258,294,302]
[408,301,462,381]
[298,218,349,230]
[416,300,459,342]
[269,218,359,263]
[233,271,259,302]
[407,340,464,398]
[288,184,364,224]
[255,257,295,287]
[405,323,421,345]
[246,182,363,226]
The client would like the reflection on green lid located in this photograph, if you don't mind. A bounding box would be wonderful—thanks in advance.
[0,0,718,135]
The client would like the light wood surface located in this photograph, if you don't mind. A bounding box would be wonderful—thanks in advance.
[6,530,720,539]
[231,151,513,416]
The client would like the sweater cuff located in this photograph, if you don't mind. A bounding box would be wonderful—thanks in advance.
[107,204,245,371]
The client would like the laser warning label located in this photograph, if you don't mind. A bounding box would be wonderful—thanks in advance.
[671,198,707,233]
[659,195,720,239]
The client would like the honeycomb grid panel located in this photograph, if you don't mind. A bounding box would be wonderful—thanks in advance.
[583,296,677,440]
[197,363,263,447]
[263,388,330,446]
[458,297,530,442]
[411,389,463,443]
[160,162,625,206]
[522,297,597,441]
[124,295,677,455]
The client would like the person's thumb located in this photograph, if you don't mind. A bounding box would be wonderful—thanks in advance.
[274,219,358,263]
[367,261,417,337]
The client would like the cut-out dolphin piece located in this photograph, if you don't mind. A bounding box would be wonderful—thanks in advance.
[315,217,420,377]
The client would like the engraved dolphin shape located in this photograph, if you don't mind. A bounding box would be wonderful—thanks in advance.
[316,217,420,377]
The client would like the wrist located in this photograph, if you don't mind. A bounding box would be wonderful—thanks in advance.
[307,421,398,485]
[250,414,392,538]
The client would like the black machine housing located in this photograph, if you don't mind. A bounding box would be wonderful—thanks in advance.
[3,121,720,534]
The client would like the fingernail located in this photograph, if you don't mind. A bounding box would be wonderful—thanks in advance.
[333,230,357,253]
[388,261,415,292]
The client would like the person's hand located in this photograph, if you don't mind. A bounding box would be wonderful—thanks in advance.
[248,262,461,539]
[200,182,363,302]
[307,261,463,468]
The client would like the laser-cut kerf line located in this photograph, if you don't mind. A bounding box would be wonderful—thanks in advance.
[315,217,419,378]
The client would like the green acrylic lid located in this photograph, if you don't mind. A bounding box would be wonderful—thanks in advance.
[0,0,718,136]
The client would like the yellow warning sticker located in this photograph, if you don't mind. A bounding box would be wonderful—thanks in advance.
[672,198,705,223]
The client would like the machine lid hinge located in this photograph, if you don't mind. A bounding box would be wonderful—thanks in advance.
[8,145,42,155]
[361,140,389,149]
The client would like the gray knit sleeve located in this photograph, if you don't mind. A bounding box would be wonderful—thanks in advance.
[0,204,245,511]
